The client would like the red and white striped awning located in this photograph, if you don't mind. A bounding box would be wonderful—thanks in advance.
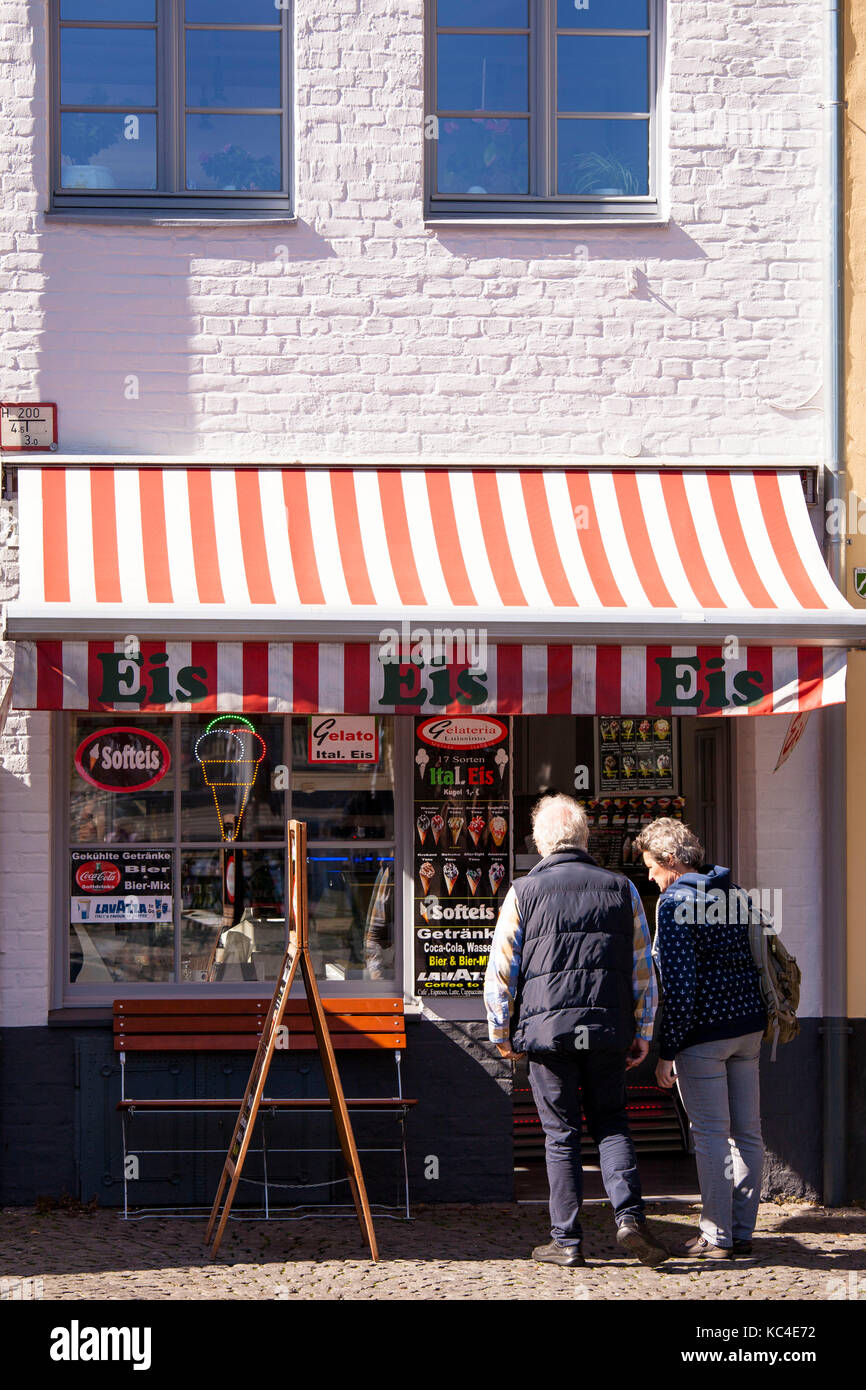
[6,465,861,714]
[9,641,848,716]
[6,465,861,644]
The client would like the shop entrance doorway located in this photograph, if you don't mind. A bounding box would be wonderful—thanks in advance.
[511,714,732,1200]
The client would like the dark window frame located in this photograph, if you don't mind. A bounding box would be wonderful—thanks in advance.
[49,0,294,218]
[425,0,663,222]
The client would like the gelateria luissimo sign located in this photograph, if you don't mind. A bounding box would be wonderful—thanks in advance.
[68,646,794,714]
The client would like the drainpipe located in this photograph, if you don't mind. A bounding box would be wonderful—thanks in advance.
[822,0,847,1208]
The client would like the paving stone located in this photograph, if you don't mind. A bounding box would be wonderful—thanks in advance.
[2,1201,865,1301]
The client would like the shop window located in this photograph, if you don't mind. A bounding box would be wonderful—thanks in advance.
[64,713,396,995]
[50,0,293,219]
[426,0,660,221]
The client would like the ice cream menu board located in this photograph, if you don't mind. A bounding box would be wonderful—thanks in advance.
[413,715,511,997]
[596,715,677,794]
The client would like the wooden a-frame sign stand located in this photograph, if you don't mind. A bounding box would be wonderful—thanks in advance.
[205,820,379,1261]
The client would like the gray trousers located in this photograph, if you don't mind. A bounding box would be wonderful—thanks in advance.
[674,1031,764,1248]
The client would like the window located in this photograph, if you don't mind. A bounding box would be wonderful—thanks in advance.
[426,0,661,220]
[64,714,396,995]
[50,0,293,217]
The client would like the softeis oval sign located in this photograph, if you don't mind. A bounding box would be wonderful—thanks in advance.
[74,726,172,792]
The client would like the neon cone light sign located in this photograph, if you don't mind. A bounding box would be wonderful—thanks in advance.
[194,716,266,842]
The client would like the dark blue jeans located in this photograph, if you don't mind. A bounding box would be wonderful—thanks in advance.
[528,1048,644,1246]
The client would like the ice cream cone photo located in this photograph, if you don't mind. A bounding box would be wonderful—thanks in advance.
[194,716,266,843]
[488,813,507,848]
[419,860,436,893]
[448,811,465,846]
[466,866,482,897]
[468,814,486,846]
[443,860,459,896]
[431,813,445,846]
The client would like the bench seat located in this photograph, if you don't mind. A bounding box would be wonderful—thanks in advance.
[113,995,414,1218]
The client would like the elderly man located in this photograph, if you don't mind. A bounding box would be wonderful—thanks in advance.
[484,793,667,1268]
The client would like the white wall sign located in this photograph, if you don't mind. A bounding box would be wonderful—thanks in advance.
[0,403,57,451]
[308,715,379,763]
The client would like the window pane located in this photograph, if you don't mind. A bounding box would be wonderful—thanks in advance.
[437,35,528,112]
[290,718,395,841]
[62,0,155,17]
[557,117,648,194]
[180,714,285,841]
[70,918,172,984]
[60,112,156,188]
[186,30,281,109]
[307,851,395,982]
[437,0,527,24]
[186,114,282,189]
[557,0,648,27]
[437,117,528,194]
[558,35,647,112]
[186,0,280,21]
[60,28,156,107]
[180,848,286,983]
[69,717,174,843]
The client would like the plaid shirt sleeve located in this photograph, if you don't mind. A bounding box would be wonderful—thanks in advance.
[631,879,658,1042]
[484,886,523,1044]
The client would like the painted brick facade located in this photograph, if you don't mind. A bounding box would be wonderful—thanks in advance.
[0,0,825,460]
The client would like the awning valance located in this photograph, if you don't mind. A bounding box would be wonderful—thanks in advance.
[6,465,864,645]
[10,640,847,715]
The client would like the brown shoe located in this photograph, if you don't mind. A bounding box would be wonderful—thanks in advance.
[732,1239,753,1256]
[677,1233,733,1260]
[616,1217,669,1267]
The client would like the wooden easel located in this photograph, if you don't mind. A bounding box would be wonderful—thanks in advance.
[204,821,379,1261]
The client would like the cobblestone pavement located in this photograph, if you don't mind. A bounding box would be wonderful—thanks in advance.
[2,1201,864,1301]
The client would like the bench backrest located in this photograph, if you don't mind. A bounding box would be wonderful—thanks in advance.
[113,998,406,1051]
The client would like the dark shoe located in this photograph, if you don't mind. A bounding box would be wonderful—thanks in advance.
[732,1239,753,1256]
[531,1239,586,1268]
[677,1233,733,1260]
[616,1216,669,1267]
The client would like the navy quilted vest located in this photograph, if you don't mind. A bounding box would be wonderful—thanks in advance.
[511,849,636,1054]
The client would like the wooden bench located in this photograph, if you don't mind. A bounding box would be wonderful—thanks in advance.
[114,997,416,1219]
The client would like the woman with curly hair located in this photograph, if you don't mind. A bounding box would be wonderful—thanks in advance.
[634,818,767,1261]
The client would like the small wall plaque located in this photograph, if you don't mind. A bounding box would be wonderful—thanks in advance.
[0,403,58,451]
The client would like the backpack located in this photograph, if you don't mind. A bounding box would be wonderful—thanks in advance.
[732,887,801,1061]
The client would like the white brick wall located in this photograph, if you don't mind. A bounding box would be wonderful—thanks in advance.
[735,715,824,1019]
[0,0,826,460]
[0,702,52,1027]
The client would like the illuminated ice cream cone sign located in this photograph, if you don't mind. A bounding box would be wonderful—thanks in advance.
[194,715,266,843]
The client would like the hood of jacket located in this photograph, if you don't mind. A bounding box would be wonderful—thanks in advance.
[661,864,732,900]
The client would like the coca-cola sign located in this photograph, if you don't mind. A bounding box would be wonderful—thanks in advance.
[74,860,122,893]
[74,726,171,792]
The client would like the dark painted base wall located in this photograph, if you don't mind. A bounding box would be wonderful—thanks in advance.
[0,1016,861,1206]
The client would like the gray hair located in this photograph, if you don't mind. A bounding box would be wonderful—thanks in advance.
[633,817,704,870]
[531,794,589,858]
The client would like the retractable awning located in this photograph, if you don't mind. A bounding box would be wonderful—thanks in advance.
[7,465,862,715]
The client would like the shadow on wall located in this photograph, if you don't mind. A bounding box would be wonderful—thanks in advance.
[34,221,336,456]
[430,219,710,265]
